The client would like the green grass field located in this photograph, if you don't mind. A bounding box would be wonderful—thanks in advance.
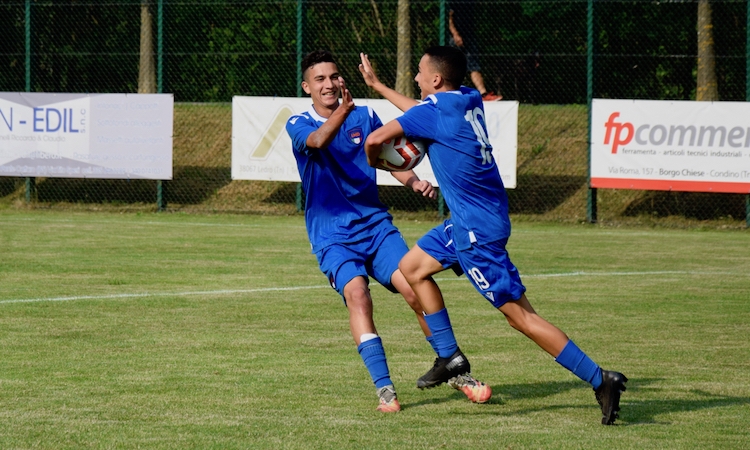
[1,210,749,449]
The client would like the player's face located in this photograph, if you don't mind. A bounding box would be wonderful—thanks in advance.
[415,55,438,100]
[302,62,341,110]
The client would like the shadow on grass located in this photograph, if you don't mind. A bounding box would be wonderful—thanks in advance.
[30,166,233,206]
[265,181,300,205]
[403,378,750,426]
[404,379,583,410]
[37,177,158,203]
[0,177,23,198]
[264,183,443,213]
[508,175,587,214]
[168,166,231,204]
[624,191,746,221]
[617,388,750,426]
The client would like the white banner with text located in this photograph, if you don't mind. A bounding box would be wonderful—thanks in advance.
[0,92,173,180]
[232,96,518,188]
[591,99,750,193]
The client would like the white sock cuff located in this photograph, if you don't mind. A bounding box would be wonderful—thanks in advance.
[359,333,379,343]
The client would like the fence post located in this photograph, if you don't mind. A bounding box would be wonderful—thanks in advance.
[586,0,597,223]
[296,0,305,212]
[24,177,36,203]
[24,0,35,204]
[156,0,167,212]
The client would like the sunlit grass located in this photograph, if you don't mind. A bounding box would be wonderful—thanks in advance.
[1,210,748,449]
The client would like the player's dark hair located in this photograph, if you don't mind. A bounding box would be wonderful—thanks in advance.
[301,49,337,80]
[423,46,467,89]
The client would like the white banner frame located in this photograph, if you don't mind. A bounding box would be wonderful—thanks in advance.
[232,96,518,188]
[591,99,750,193]
[0,92,173,180]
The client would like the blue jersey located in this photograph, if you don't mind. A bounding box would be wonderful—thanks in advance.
[397,87,510,250]
[286,105,392,253]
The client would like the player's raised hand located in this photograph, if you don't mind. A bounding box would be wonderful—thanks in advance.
[338,76,355,113]
[359,51,419,112]
[358,53,381,88]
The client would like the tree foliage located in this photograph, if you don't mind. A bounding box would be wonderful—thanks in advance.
[0,0,746,103]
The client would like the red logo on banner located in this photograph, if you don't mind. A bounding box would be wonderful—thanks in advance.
[603,112,634,154]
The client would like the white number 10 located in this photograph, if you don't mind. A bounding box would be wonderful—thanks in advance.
[464,107,492,165]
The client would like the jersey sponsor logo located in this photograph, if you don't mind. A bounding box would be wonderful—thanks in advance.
[348,128,363,145]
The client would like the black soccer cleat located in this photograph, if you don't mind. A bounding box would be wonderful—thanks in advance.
[595,370,628,425]
[417,349,471,390]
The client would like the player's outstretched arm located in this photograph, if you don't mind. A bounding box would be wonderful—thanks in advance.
[359,53,419,112]
[391,171,436,199]
[364,120,404,167]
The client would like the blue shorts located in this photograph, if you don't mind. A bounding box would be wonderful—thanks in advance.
[315,222,409,302]
[417,220,526,308]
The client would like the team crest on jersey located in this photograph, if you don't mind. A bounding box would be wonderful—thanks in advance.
[348,128,363,145]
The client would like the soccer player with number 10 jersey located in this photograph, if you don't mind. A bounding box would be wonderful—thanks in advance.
[360,46,628,425]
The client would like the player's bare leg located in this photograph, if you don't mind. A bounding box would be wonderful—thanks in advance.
[499,294,627,424]
[398,246,446,314]
[390,268,431,336]
[497,293,569,357]
[344,277,400,412]
[399,247,491,403]
[343,277,377,345]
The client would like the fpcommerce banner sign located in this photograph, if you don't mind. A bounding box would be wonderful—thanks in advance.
[591,99,750,193]
[0,93,173,180]
[232,97,518,188]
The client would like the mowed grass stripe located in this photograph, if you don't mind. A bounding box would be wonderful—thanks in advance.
[1,270,747,305]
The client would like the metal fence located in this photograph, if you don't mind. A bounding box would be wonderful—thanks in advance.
[1,0,749,226]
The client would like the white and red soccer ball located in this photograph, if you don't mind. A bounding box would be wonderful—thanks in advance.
[376,137,426,172]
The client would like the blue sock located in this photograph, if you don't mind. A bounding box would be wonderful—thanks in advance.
[423,309,459,358]
[426,335,439,354]
[357,337,392,389]
[555,340,603,389]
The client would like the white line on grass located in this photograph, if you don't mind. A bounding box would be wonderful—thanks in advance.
[1,270,745,306]
[522,270,698,278]
[0,217,307,230]
[0,285,330,305]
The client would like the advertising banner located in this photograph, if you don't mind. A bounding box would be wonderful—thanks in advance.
[591,99,750,193]
[232,97,518,188]
[0,92,173,180]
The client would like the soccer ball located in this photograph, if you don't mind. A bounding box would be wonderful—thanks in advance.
[376,137,426,172]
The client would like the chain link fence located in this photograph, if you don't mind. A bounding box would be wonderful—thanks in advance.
[1,0,748,226]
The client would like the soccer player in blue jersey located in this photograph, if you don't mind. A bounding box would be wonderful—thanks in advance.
[285,50,491,413]
[360,46,628,424]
